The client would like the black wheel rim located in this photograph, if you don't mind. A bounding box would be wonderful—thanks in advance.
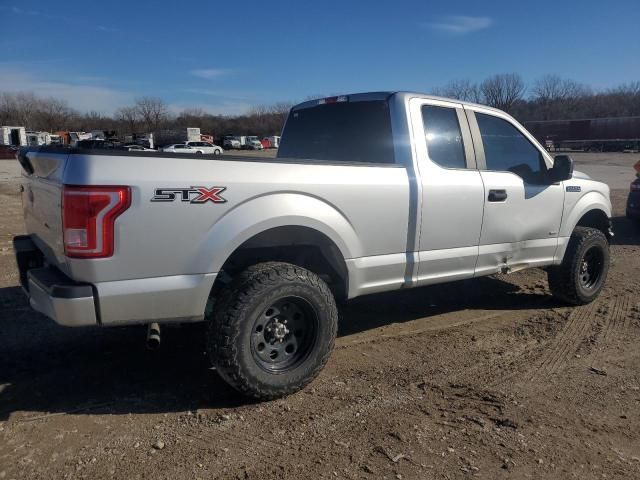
[579,246,605,290]
[250,296,318,373]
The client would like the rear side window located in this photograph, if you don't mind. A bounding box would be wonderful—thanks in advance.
[421,105,466,169]
[278,100,394,163]
[476,113,547,183]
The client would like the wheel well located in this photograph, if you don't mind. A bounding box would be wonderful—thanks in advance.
[215,226,349,300]
[575,209,611,239]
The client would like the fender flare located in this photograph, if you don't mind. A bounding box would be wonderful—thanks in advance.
[556,191,612,261]
[192,192,362,274]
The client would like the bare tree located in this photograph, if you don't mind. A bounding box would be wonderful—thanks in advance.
[432,79,482,103]
[532,75,589,102]
[610,81,640,96]
[532,75,570,103]
[35,97,75,131]
[115,106,139,134]
[134,97,169,131]
[0,92,41,127]
[480,73,526,112]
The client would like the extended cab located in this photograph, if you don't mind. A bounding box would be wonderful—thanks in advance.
[14,92,612,399]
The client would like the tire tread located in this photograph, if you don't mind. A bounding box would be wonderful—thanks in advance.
[548,227,608,305]
[207,262,337,400]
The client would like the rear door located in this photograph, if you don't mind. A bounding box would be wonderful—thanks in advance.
[465,108,564,275]
[408,97,485,285]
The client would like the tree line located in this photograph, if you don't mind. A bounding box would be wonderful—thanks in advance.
[431,73,640,121]
[1,74,640,138]
[0,93,292,138]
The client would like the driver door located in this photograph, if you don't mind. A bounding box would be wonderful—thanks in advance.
[466,108,564,276]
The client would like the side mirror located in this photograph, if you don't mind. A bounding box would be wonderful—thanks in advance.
[550,155,574,182]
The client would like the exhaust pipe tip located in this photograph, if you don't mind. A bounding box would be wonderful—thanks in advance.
[146,322,161,350]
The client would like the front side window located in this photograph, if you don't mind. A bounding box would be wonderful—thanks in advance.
[476,113,547,183]
[421,105,467,169]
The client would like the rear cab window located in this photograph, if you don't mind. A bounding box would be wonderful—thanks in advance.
[278,99,395,164]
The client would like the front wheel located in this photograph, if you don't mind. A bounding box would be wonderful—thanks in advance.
[207,262,338,399]
[547,227,609,305]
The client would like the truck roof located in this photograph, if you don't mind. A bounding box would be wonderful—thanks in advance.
[292,91,505,115]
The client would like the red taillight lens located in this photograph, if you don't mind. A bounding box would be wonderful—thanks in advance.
[63,186,131,258]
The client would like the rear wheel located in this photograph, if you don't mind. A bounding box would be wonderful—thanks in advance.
[547,227,609,305]
[207,262,338,399]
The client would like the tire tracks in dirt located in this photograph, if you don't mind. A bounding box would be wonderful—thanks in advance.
[527,300,601,382]
[591,295,632,369]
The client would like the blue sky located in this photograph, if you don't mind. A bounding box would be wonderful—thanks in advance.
[1,0,639,115]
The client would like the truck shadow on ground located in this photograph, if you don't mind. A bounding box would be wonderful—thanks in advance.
[0,273,557,420]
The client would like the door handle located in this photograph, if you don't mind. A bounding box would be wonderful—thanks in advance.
[488,189,508,202]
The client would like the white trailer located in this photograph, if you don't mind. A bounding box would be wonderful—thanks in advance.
[0,126,27,146]
[26,131,53,146]
[186,128,201,142]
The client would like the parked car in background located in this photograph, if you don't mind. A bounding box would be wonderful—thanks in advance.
[0,144,18,159]
[260,138,271,149]
[223,136,241,149]
[122,144,155,152]
[161,144,203,154]
[76,139,121,150]
[185,141,223,155]
[243,136,263,150]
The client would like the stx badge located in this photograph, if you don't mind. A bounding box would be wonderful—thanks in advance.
[151,186,227,204]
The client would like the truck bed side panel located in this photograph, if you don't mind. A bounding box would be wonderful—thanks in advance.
[58,154,410,287]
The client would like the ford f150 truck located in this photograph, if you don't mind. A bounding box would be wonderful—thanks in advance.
[14,92,613,399]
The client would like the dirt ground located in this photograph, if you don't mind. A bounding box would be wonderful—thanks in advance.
[0,155,639,480]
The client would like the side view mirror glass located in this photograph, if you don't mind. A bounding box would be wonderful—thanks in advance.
[550,155,574,182]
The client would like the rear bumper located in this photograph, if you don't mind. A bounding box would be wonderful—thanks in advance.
[14,235,217,327]
[14,235,98,327]
[28,267,98,326]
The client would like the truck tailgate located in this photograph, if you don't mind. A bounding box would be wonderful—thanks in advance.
[19,149,70,274]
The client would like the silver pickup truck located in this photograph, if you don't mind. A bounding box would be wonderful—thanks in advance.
[14,92,612,399]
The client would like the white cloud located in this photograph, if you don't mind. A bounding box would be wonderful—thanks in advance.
[0,67,135,114]
[425,16,493,35]
[190,68,232,80]
[0,66,253,116]
[4,5,119,33]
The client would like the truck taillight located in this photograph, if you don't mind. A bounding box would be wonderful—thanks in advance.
[63,186,131,258]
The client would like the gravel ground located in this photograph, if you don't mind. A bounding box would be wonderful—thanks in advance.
[0,154,639,479]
